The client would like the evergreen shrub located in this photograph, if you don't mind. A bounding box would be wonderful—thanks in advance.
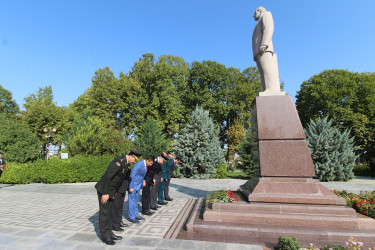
[214,164,228,179]
[0,155,114,184]
[174,106,224,179]
[277,236,302,250]
[305,117,358,181]
[352,164,371,177]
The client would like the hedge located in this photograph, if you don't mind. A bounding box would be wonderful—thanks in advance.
[0,155,115,184]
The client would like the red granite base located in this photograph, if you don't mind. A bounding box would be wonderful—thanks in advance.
[240,177,346,205]
[183,199,375,248]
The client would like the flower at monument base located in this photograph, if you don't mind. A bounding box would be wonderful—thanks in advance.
[227,190,238,201]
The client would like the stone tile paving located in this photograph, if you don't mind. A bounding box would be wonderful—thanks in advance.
[0,177,374,249]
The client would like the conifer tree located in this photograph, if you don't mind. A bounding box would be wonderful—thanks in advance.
[237,128,254,177]
[134,118,169,157]
[305,117,358,181]
[174,106,224,179]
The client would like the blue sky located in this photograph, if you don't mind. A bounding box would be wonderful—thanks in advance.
[1,0,375,108]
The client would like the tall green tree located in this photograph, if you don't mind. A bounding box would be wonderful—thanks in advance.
[296,70,375,159]
[305,117,358,181]
[128,54,189,137]
[134,118,169,157]
[0,85,19,118]
[63,114,131,156]
[174,106,224,179]
[0,114,40,163]
[226,118,246,162]
[22,86,64,153]
[237,128,255,177]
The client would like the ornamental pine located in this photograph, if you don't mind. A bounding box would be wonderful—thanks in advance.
[174,106,224,179]
[134,118,169,157]
[305,117,359,181]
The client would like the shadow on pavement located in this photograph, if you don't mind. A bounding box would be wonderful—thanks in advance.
[169,183,209,198]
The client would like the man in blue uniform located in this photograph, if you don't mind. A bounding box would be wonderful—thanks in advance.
[95,150,142,245]
[128,156,154,223]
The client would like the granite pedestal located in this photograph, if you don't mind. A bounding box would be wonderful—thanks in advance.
[185,96,375,247]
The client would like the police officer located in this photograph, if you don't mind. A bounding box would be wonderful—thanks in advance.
[95,149,142,245]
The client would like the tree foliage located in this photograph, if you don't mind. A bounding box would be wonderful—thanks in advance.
[0,84,19,118]
[174,106,224,179]
[63,114,131,157]
[0,114,40,163]
[237,128,255,177]
[305,117,358,181]
[134,118,169,157]
[21,86,65,151]
[296,70,375,159]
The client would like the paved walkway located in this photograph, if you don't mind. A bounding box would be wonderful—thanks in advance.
[0,177,374,250]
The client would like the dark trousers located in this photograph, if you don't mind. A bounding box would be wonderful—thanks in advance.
[164,178,171,200]
[150,173,161,207]
[158,179,166,203]
[111,192,126,230]
[97,192,113,241]
[142,177,153,212]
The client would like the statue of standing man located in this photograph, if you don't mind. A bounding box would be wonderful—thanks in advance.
[252,7,285,96]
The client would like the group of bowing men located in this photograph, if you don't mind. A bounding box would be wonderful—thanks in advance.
[95,149,181,245]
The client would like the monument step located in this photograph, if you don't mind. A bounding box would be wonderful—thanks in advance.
[211,202,356,216]
[203,210,361,229]
[187,220,375,248]
[164,198,197,239]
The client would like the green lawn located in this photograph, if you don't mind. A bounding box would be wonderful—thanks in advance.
[226,171,250,179]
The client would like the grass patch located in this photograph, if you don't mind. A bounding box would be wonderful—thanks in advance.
[226,171,250,179]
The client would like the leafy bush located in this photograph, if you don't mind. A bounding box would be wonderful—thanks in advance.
[214,164,228,179]
[0,114,41,163]
[352,164,371,177]
[277,236,302,250]
[305,117,358,181]
[323,244,347,250]
[0,155,115,184]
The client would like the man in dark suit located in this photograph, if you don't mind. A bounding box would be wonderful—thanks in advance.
[150,153,168,210]
[164,151,181,201]
[0,152,6,178]
[95,149,142,245]
[142,155,165,215]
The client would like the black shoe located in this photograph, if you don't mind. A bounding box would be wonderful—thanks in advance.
[158,201,168,205]
[110,234,122,240]
[150,206,158,210]
[136,216,145,220]
[120,221,129,227]
[129,219,140,223]
[112,227,124,232]
[165,198,174,201]
[103,238,116,245]
[143,210,155,215]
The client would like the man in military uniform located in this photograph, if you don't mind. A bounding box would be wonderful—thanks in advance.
[164,151,177,201]
[95,149,142,245]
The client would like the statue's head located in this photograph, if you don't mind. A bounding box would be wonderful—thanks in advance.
[253,6,266,21]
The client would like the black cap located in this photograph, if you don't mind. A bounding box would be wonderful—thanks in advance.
[161,152,169,160]
[167,150,175,154]
[128,149,143,157]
